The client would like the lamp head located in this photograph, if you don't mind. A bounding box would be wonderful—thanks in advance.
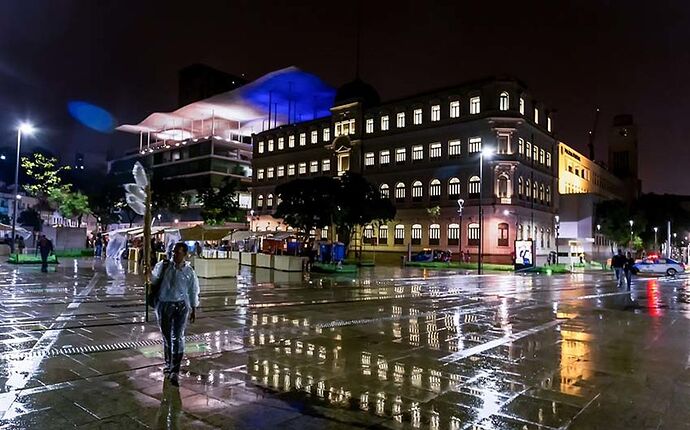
[653,227,658,232]
[597,224,601,231]
[481,147,494,157]
[555,215,560,223]
[18,122,35,135]
[629,219,633,227]
[503,209,510,216]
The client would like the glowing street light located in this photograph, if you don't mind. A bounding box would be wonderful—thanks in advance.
[653,226,658,250]
[10,122,36,253]
[478,147,494,275]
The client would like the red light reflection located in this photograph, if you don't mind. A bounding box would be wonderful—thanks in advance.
[646,279,661,317]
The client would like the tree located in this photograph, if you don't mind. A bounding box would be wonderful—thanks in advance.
[0,214,10,225]
[17,207,43,232]
[21,153,71,210]
[274,173,396,252]
[595,199,646,251]
[49,186,91,226]
[274,177,338,239]
[332,173,396,251]
[196,178,243,225]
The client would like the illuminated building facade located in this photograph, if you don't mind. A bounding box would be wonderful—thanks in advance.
[252,77,558,264]
[112,66,335,222]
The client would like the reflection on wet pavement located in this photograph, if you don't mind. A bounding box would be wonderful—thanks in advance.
[0,259,690,429]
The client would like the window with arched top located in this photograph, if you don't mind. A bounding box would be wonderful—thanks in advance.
[448,177,461,198]
[468,223,480,246]
[532,181,538,202]
[498,222,509,246]
[256,194,264,208]
[378,224,389,245]
[394,224,405,244]
[412,180,423,201]
[395,182,406,201]
[546,186,551,204]
[539,184,545,202]
[498,173,509,198]
[411,224,422,245]
[266,194,274,209]
[525,179,531,198]
[468,175,480,197]
[380,183,390,199]
[363,225,374,244]
[518,176,524,197]
[429,179,441,199]
[429,224,440,245]
[448,223,460,245]
[499,91,509,111]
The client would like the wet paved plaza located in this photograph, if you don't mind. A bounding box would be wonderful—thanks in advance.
[1,259,690,429]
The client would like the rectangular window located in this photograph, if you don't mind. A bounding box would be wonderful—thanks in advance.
[380,150,390,165]
[450,101,460,118]
[335,122,341,136]
[468,224,480,246]
[498,223,509,247]
[310,130,317,144]
[298,162,307,174]
[267,167,274,178]
[449,140,461,156]
[413,109,422,125]
[267,139,274,152]
[470,96,481,114]
[412,145,424,161]
[533,144,539,161]
[322,159,331,172]
[258,141,265,154]
[277,165,285,177]
[321,226,328,240]
[289,135,295,148]
[519,98,525,115]
[429,143,442,158]
[366,118,374,133]
[518,138,524,155]
[287,164,295,176]
[365,152,375,166]
[394,225,405,245]
[540,148,545,164]
[396,112,405,128]
[469,137,482,153]
[323,128,330,141]
[299,133,306,146]
[546,152,551,167]
[497,134,509,154]
[257,168,264,180]
[534,108,539,124]
[547,116,552,132]
[395,148,406,163]
[278,137,285,150]
[381,115,390,131]
[309,161,318,173]
[431,105,440,122]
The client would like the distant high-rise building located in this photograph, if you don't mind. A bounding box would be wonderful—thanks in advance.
[177,64,248,107]
[607,114,641,199]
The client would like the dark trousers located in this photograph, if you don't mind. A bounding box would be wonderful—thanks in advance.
[624,270,632,289]
[156,301,189,374]
[40,252,50,272]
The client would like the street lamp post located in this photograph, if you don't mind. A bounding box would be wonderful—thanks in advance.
[596,224,601,264]
[555,215,560,264]
[478,147,494,275]
[629,219,634,249]
[653,226,658,252]
[10,122,35,254]
[457,199,464,263]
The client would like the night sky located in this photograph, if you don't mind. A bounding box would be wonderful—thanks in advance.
[0,1,688,194]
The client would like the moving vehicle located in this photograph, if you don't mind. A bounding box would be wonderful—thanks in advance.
[631,256,685,276]
[411,249,452,262]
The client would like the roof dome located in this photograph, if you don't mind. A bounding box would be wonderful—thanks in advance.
[334,78,380,108]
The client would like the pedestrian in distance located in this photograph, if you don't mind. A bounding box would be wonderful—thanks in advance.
[36,234,54,272]
[611,249,625,288]
[151,242,199,387]
[624,251,635,290]
[16,236,25,255]
[94,234,103,258]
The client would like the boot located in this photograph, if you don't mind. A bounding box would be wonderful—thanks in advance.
[163,348,171,376]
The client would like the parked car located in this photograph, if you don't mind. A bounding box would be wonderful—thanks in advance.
[411,249,452,262]
[632,256,685,276]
